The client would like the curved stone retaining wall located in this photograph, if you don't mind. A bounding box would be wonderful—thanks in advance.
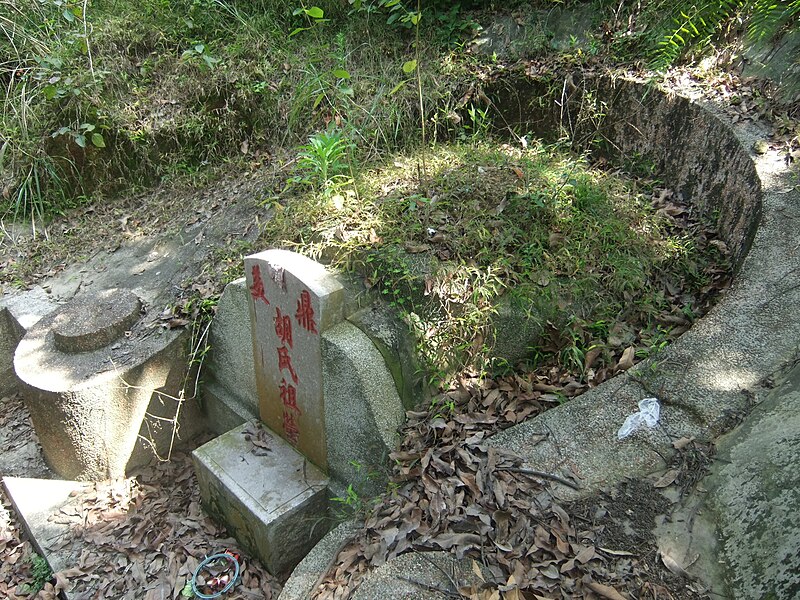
[486,72,762,270]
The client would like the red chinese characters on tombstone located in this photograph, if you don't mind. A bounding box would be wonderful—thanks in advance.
[280,378,300,412]
[274,307,293,348]
[274,303,300,445]
[249,265,270,305]
[266,286,322,448]
[282,409,300,445]
[277,346,298,385]
[295,289,317,333]
[280,378,301,445]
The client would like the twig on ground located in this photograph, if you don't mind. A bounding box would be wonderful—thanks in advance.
[416,551,461,595]
[496,466,583,490]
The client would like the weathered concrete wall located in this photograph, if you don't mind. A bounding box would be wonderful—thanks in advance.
[742,30,800,105]
[322,321,406,498]
[202,278,260,435]
[486,72,762,271]
[487,93,798,498]
[348,305,427,411]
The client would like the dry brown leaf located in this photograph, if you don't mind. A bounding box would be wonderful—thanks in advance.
[575,545,596,564]
[672,436,695,450]
[503,587,523,600]
[654,469,680,488]
[471,559,485,582]
[616,346,636,371]
[660,552,690,578]
[598,547,635,557]
[584,347,602,371]
[403,241,431,254]
[585,580,628,600]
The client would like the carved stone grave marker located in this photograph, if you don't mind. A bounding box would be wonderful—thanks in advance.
[244,249,344,471]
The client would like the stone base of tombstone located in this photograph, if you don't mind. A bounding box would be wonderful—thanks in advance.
[192,422,331,580]
[14,289,204,480]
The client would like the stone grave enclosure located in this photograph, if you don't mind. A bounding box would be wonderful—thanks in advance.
[0,247,425,582]
[0,61,789,598]
[193,249,425,577]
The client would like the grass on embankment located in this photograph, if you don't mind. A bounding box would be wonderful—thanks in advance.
[0,0,465,218]
[261,136,731,383]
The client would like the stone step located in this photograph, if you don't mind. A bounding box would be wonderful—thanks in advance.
[2,476,92,599]
[192,422,331,580]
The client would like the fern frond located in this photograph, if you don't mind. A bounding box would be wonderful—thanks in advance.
[748,0,800,40]
[650,0,743,70]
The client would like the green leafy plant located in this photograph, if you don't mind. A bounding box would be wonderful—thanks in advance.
[20,553,52,595]
[0,0,93,221]
[460,103,491,143]
[3,154,69,227]
[650,0,800,69]
[338,483,359,503]
[52,122,107,149]
[748,0,800,40]
[350,0,428,176]
[364,247,419,309]
[294,128,354,197]
[181,42,222,70]
[263,136,732,383]
[330,460,388,520]
[290,4,327,37]
[429,395,456,418]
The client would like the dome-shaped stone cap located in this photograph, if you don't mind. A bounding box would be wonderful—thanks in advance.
[52,288,143,353]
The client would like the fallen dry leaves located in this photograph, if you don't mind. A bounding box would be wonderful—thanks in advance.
[45,452,281,600]
[0,488,39,600]
[0,393,280,600]
[1,393,53,599]
[312,373,708,600]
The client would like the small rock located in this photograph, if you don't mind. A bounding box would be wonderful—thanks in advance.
[752,140,769,155]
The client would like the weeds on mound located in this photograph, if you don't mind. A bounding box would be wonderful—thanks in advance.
[261,136,731,385]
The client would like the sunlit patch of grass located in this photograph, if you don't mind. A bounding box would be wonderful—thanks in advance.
[261,137,721,378]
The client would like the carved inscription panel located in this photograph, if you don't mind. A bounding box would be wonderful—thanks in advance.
[244,250,344,471]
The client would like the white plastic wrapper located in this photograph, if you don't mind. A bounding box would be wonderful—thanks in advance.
[617,397,661,439]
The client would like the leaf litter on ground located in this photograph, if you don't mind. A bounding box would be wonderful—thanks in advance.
[309,367,716,599]
[0,393,280,600]
[0,352,716,600]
